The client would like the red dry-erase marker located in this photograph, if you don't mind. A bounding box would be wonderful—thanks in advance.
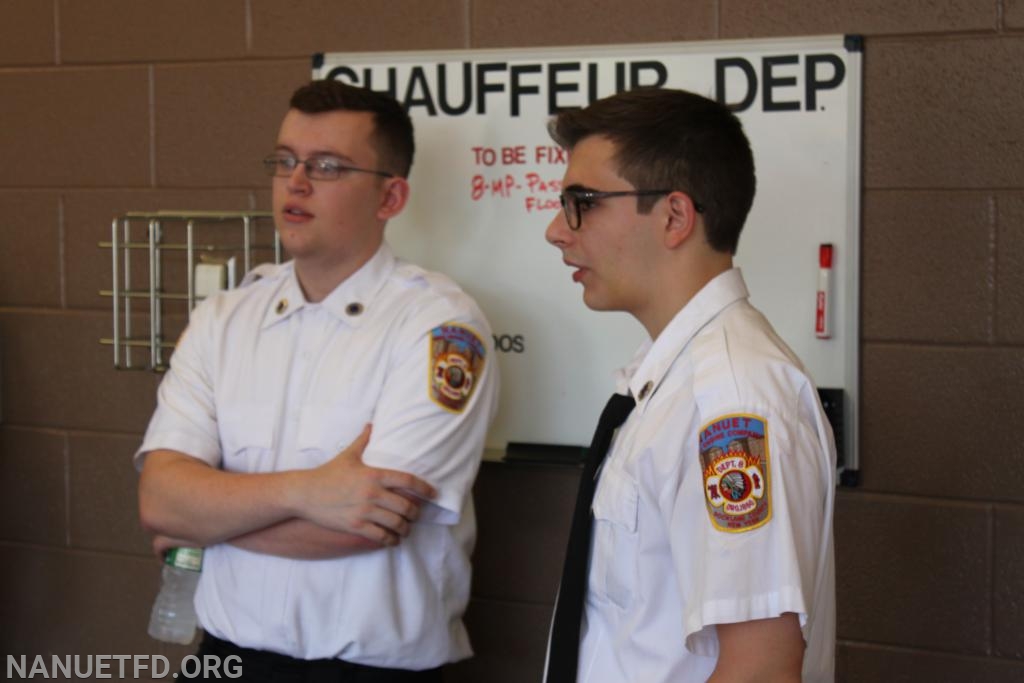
[815,244,833,339]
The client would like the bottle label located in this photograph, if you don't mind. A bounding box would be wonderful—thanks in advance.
[165,547,203,572]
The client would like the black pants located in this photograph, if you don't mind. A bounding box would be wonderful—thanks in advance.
[187,632,445,683]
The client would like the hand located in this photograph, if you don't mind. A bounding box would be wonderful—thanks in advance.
[295,424,437,546]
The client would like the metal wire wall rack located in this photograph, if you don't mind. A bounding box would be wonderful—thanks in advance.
[100,210,280,371]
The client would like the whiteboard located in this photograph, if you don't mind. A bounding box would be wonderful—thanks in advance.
[314,35,862,471]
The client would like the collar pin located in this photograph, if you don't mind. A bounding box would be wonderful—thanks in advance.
[638,380,653,401]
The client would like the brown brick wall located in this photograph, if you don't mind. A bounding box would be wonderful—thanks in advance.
[1,2,1021,681]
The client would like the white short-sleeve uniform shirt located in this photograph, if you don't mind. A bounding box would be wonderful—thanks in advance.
[577,268,836,683]
[136,243,499,669]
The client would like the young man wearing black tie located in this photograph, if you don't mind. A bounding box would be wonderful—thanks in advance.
[543,88,836,683]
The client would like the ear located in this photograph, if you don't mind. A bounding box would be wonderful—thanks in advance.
[663,191,699,249]
[377,176,410,220]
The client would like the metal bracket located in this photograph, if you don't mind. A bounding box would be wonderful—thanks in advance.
[99,211,279,371]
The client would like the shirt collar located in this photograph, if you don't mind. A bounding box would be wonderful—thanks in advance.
[624,268,750,410]
[262,243,397,329]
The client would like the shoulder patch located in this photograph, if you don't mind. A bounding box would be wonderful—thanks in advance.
[429,323,486,413]
[699,413,771,533]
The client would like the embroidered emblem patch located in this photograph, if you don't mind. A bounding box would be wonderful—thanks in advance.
[429,323,486,413]
[699,413,771,533]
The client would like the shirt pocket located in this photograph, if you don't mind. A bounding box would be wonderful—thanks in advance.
[295,400,372,468]
[218,403,275,473]
[590,464,640,610]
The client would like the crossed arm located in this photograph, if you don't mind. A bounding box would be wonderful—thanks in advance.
[138,425,437,560]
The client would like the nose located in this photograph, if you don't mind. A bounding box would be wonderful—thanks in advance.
[285,161,311,194]
[545,209,572,247]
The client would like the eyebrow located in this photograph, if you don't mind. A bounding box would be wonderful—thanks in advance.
[273,145,355,162]
[563,183,599,194]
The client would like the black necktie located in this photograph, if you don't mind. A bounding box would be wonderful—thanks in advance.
[546,392,636,683]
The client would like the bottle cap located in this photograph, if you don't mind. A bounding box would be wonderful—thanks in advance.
[165,547,203,571]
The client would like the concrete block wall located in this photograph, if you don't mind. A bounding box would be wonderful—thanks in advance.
[1,1,1021,681]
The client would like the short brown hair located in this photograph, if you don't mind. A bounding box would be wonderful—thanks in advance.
[289,80,415,178]
[548,88,755,254]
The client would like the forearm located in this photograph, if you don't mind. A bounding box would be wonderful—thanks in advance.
[138,449,306,546]
[228,519,385,559]
[139,433,435,548]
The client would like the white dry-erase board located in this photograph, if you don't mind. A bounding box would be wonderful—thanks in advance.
[314,35,862,473]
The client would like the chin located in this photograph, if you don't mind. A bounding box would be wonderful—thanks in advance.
[278,227,311,249]
[582,290,611,312]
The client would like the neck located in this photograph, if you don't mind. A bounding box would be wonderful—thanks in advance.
[636,251,733,340]
[294,242,381,303]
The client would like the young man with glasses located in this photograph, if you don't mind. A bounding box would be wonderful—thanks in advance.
[136,80,498,681]
[543,88,836,682]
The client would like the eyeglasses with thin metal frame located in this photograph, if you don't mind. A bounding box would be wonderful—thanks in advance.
[262,153,394,181]
[558,187,705,231]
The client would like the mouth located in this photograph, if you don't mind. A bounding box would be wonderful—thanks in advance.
[564,259,587,283]
[282,204,313,222]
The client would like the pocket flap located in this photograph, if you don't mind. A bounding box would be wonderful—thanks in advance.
[296,402,369,456]
[592,465,639,533]
[218,403,275,457]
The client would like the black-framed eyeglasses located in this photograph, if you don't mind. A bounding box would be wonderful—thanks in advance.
[558,187,705,230]
[262,153,393,181]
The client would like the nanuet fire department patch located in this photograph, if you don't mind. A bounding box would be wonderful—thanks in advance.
[699,413,771,533]
[429,323,486,413]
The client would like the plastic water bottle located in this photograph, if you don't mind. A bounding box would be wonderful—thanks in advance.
[147,547,202,644]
